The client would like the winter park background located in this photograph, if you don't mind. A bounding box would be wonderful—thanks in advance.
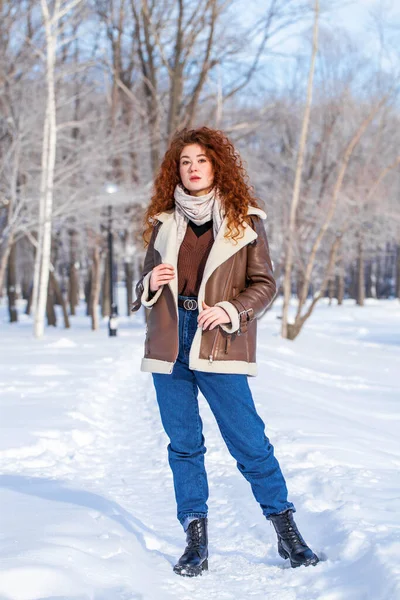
[1,1,400,599]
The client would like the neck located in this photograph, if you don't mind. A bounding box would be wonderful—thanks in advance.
[188,186,213,197]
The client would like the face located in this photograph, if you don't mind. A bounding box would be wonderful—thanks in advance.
[179,143,214,197]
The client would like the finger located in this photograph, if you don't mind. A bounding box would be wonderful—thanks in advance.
[202,301,210,309]
[155,265,175,274]
[198,308,216,325]
[202,316,218,330]
[154,282,171,289]
[209,318,223,330]
[199,307,219,320]
[156,272,175,280]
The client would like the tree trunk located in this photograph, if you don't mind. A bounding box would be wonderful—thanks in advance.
[46,276,57,326]
[356,237,365,306]
[370,258,377,299]
[0,135,19,299]
[90,246,101,331]
[383,242,392,297]
[34,1,58,338]
[26,284,33,316]
[50,270,70,328]
[85,272,92,316]
[125,262,133,316]
[68,263,79,315]
[296,270,304,300]
[282,235,341,340]
[34,0,82,336]
[336,265,344,306]
[21,275,31,300]
[281,0,319,338]
[26,237,36,316]
[7,242,18,322]
[0,240,12,300]
[101,252,111,317]
[328,277,335,306]
[375,256,382,298]
[365,259,373,298]
[348,264,355,299]
[286,321,303,341]
[68,230,79,315]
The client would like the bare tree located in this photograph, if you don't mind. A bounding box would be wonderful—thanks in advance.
[281,0,319,339]
[33,0,82,338]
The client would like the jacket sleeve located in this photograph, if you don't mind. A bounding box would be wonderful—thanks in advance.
[131,222,162,312]
[215,216,277,333]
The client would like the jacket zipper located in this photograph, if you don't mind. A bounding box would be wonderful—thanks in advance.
[209,330,220,363]
[223,285,237,355]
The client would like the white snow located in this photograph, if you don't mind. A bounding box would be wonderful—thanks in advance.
[0,297,399,600]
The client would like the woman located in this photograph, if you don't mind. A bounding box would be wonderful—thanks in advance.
[132,126,319,577]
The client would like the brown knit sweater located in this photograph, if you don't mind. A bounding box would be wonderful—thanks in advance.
[178,220,214,297]
[147,220,213,300]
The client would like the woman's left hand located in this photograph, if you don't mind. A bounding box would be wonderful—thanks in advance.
[198,301,231,331]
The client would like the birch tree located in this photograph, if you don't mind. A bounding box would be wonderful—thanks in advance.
[0,0,38,297]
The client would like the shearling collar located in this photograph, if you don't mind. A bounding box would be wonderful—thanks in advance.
[155,205,267,223]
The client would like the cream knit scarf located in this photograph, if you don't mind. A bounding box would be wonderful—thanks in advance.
[173,183,225,249]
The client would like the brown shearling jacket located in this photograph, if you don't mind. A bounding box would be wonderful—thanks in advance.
[132,206,276,376]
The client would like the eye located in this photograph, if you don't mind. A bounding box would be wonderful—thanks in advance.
[181,160,190,165]
[199,158,207,163]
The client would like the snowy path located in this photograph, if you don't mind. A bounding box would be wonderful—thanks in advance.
[0,299,399,600]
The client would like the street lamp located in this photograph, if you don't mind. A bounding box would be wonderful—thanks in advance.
[105,183,119,336]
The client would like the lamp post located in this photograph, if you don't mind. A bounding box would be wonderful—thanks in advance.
[105,183,118,336]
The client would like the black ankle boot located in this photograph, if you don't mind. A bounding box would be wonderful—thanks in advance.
[269,509,319,568]
[173,518,208,577]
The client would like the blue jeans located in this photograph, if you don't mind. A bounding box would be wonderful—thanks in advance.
[152,297,295,529]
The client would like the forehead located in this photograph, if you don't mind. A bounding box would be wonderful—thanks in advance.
[180,143,207,158]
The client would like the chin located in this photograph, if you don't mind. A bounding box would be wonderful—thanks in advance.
[185,183,212,195]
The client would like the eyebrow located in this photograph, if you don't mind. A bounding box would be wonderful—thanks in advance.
[180,154,207,159]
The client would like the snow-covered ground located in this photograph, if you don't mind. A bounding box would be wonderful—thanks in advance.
[0,297,399,600]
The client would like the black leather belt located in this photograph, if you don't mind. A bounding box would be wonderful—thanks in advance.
[178,297,198,310]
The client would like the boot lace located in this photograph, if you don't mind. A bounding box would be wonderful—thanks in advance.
[281,516,306,548]
[187,520,203,548]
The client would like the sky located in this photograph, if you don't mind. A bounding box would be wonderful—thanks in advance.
[230,0,400,100]
[328,0,400,34]
[325,0,400,60]
[238,0,400,51]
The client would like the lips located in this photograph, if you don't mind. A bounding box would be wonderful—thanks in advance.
[190,176,201,181]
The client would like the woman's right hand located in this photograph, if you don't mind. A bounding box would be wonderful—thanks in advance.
[150,263,175,292]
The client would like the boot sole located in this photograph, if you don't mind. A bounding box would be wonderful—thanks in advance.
[278,546,319,568]
[173,558,208,577]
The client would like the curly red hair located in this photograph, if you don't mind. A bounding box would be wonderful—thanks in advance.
[143,126,262,245]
